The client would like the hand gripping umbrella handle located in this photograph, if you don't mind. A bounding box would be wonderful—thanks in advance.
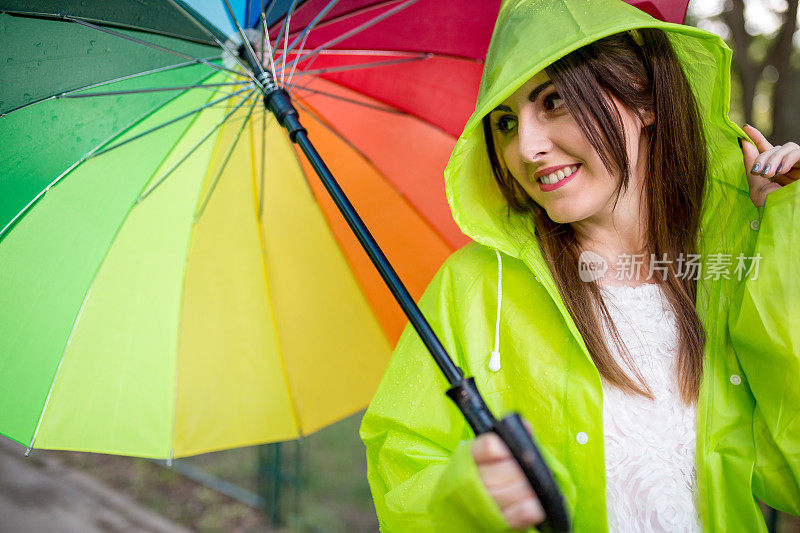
[237,45,570,532]
[447,378,571,533]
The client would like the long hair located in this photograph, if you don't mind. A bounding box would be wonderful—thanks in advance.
[481,29,707,405]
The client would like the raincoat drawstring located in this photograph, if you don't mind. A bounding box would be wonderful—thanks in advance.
[489,249,503,372]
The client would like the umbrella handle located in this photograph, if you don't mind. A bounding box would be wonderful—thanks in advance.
[447,378,571,533]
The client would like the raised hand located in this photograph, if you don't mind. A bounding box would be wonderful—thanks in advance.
[740,124,800,207]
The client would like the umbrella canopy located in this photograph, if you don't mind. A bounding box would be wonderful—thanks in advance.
[0,0,685,461]
[0,0,498,459]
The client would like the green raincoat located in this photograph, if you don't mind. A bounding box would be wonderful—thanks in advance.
[360,0,800,530]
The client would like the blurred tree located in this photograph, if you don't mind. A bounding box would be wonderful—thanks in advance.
[688,0,800,142]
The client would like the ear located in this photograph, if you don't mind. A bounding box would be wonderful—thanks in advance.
[640,108,655,127]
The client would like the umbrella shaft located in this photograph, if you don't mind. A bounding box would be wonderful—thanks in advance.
[292,129,463,385]
[237,34,463,386]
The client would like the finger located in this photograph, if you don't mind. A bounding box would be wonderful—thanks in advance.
[502,496,546,530]
[487,477,537,508]
[521,418,533,435]
[740,137,760,175]
[472,433,511,464]
[758,143,797,178]
[749,146,782,175]
[772,142,800,184]
[479,458,528,488]
[743,124,773,153]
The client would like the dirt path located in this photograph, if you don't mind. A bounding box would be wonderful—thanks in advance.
[0,438,191,533]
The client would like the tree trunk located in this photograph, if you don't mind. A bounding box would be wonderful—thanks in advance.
[724,0,757,124]
[769,0,800,143]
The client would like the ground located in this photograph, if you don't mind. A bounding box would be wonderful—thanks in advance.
[2,412,377,532]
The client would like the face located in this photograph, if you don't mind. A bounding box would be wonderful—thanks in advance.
[488,71,652,225]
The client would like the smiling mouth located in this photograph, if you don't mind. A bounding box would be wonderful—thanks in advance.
[536,164,581,184]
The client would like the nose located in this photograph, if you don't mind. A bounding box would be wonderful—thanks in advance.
[516,112,552,163]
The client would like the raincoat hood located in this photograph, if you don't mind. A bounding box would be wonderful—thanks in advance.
[444,0,745,260]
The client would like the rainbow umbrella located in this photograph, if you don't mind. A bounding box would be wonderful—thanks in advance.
[0,0,496,460]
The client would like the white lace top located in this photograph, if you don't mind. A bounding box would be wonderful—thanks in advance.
[597,283,702,533]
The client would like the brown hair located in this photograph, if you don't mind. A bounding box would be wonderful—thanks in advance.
[482,29,707,404]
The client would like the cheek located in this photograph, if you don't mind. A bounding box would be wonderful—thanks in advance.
[502,140,524,179]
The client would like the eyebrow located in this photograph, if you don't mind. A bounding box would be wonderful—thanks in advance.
[491,80,554,113]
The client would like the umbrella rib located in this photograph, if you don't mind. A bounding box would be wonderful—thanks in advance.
[164,0,265,88]
[294,99,456,248]
[261,11,279,78]
[0,10,219,46]
[0,80,215,242]
[194,98,258,221]
[267,0,295,84]
[221,0,266,76]
[258,0,270,67]
[58,56,226,94]
[136,110,266,205]
[137,89,258,204]
[259,109,268,217]
[59,81,252,98]
[283,0,341,86]
[0,57,223,118]
[284,50,483,95]
[193,96,260,219]
[276,0,340,75]
[257,0,284,79]
[293,100,370,164]
[282,48,424,58]
[27,285,94,454]
[63,15,253,82]
[291,85,404,114]
[286,54,429,81]
[279,1,299,85]
[291,49,482,62]
[262,0,279,25]
[248,116,305,438]
[281,0,403,39]
[282,0,420,88]
[294,73,463,140]
[92,86,254,160]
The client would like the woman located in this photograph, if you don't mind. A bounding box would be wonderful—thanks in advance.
[360,1,800,531]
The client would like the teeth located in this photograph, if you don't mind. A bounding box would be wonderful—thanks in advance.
[540,165,577,185]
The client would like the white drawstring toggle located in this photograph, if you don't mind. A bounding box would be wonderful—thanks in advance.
[488,249,503,372]
[488,350,501,372]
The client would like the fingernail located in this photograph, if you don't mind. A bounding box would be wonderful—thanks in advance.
[751,163,761,173]
[745,123,752,128]
[776,163,783,173]
[761,164,771,175]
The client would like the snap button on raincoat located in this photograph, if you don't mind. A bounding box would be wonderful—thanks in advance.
[360,0,800,530]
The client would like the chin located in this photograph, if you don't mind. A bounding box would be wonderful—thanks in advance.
[542,205,584,225]
[541,195,602,224]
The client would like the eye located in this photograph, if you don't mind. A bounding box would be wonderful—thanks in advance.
[492,115,517,135]
[543,92,564,112]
